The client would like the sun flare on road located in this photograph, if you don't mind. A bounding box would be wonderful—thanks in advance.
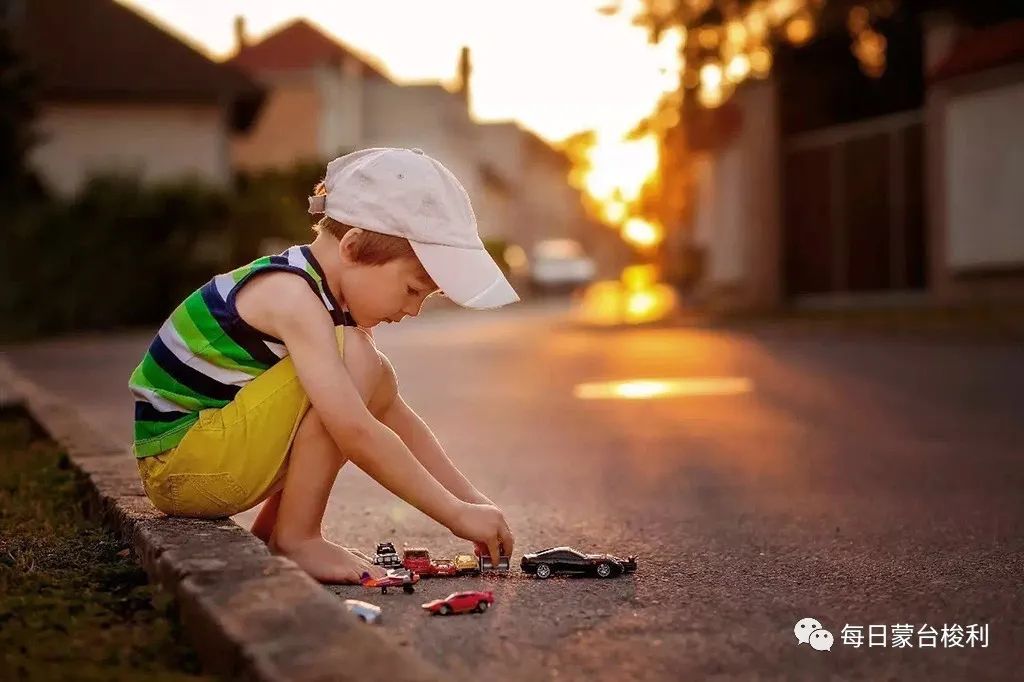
[573,377,754,400]
[575,264,678,326]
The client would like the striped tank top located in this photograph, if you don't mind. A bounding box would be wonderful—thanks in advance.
[128,244,357,458]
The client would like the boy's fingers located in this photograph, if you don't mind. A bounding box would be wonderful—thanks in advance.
[499,524,514,559]
[487,538,501,569]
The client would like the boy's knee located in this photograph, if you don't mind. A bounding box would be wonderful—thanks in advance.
[367,350,398,418]
[341,327,386,406]
[295,406,330,442]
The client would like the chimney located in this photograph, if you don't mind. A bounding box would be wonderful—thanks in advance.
[234,15,248,53]
[922,11,961,76]
[457,46,472,104]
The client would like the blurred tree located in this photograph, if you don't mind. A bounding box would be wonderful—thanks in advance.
[0,26,42,204]
[560,130,616,227]
[610,0,1024,293]
[2,174,232,339]
[623,1,1024,111]
[230,159,332,263]
[0,30,360,340]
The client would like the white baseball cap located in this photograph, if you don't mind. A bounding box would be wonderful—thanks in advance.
[308,147,520,309]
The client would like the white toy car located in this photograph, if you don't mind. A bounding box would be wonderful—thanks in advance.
[343,599,382,624]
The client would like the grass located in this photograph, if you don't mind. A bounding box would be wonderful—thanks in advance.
[0,411,216,681]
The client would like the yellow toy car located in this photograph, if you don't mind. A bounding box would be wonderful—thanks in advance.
[453,553,480,575]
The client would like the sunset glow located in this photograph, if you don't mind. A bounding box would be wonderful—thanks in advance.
[116,0,679,146]
[577,134,660,216]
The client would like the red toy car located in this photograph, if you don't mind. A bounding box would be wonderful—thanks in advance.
[402,548,459,577]
[422,591,494,615]
[360,568,420,594]
[426,559,458,577]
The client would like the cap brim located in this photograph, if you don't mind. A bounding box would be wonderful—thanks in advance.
[409,240,520,309]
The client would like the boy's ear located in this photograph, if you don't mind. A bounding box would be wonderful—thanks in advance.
[338,229,361,262]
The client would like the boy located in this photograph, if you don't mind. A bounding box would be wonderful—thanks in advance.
[129,147,517,584]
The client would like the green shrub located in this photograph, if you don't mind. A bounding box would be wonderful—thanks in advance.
[0,158,367,340]
[1,174,234,337]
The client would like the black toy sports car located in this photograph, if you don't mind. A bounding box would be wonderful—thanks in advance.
[520,546,638,579]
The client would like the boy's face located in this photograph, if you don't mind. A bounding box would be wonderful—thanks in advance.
[337,237,440,328]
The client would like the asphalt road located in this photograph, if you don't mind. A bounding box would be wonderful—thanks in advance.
[6,299,1023,680]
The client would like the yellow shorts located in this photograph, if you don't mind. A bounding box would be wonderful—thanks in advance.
[137,326,347,518]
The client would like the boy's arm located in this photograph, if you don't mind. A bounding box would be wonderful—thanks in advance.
[237,272,513,565]
[375,359,492,506]
[375,354,514,559]
[265,278,465,526]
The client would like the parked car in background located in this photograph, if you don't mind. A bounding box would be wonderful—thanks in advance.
[528,238,596,293]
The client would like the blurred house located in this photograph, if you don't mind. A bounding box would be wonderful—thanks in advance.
[472,120,624,278]
[6,0,263,196]
[925,18,1024,304]
[672,5,1024,312]
[227,18,606,270]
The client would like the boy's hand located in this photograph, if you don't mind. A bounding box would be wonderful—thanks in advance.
[449,502,514,568]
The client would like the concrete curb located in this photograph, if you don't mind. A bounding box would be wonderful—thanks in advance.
[0,358,441,682]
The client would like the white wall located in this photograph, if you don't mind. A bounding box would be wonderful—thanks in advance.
[32,103,230,195]
[231,63,594,254]
[692,145,746,283]
[518,156,581,245]
[690,81,780,306]
[944,80,1024,270]
[475,122,525,178]
[316,58,365,157]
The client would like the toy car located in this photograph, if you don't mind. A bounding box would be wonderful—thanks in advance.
[453,553,480,575]
[402,548,460,577]
[372,541,402,569]
[473,545,510,572]
[478,554,510,572]
[422,591,494,616]
[430,559,459,576]
[343,599,382,624]
[360,568,420,594]
[520,546,637,579]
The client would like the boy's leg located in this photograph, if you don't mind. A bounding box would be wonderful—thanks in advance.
[249,489,282,543]
[268,329,395,584]
[253,489,380,552]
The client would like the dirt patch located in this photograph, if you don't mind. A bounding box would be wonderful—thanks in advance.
[0,411,216,681]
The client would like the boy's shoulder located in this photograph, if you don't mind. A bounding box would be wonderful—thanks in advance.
[234,269,327,339]
[233,270,375,348]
